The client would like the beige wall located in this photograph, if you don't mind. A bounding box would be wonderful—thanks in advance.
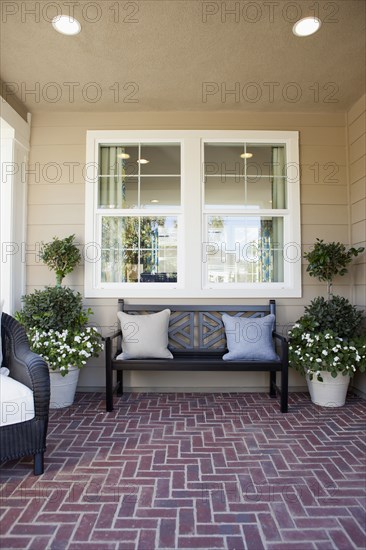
[27,110,353,391]
[347,95,366,396]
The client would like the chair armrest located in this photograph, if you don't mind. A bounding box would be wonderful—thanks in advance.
[2,313,50,419]
[14,349,50,419]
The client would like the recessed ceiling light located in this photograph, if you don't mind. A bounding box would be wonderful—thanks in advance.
[240,153,253,159]
[117,153,130,159]
[292,17,321,37]
[137,159,149,164]
[52,15,81,35]
[150,199,159,203]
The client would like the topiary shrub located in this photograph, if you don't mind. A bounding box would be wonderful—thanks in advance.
[304,296,364,340]
[304,238,364,300]
[40,234,81,287]
[15,286,91,333]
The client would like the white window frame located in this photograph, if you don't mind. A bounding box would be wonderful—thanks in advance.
[85,130,301,298]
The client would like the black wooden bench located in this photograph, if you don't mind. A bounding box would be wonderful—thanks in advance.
[105,299,289,413]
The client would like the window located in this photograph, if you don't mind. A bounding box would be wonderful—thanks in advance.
[203,142,288,287]
[97,143,180,284]
[85,131,301,297]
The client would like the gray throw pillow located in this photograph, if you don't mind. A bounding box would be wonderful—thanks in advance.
[222,313,279,361]
[117,309,173,360]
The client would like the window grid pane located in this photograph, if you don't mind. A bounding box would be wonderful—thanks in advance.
[204,143,287,209]
[101,216,178,283]
[206,215,284,283]
[98,144,181,209]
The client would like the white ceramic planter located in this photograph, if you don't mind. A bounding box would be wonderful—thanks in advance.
[306,371,351,407]
[49,366,80,409]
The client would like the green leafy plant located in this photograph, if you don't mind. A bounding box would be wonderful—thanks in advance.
[15,286,92,333]
[303,296,364,340]
[304,238,364,300]
[16,234,102,377]
[289,239,365,383]
[289,321,366,381]
[16,286,103,376]
[41,234,81,287]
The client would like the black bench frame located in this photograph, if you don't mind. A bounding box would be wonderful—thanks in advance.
[105,299,289,413]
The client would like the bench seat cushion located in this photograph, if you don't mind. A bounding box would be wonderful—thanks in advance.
[0,375,35,427]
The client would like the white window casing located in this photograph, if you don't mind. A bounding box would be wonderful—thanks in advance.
[85,130,301,298]
[0,103,30,314]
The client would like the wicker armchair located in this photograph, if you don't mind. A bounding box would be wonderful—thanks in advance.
[0,313,50,475]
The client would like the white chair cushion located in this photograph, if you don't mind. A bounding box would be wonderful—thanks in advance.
[0,306,3,367]
[0,375,35,427]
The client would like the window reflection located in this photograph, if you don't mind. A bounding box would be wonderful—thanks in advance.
[207,216,284,283]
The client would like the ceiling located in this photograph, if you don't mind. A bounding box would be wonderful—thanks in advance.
[1,0,365,113]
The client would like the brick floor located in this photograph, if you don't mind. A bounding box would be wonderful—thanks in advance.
[1,392,365,550]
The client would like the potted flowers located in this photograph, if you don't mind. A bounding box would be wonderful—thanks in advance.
[16,235,103,408]
[289,239,366,407]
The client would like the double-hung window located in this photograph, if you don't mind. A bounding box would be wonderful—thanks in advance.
[85,130,301,297]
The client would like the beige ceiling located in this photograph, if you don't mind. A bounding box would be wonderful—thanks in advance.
[1,0,365,113]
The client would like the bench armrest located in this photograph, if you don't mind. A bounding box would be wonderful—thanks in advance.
[104,330,122,342]
[273,331,288,364]
[273,331,287,343]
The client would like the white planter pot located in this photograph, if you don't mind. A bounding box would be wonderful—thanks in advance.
[49,366,80,409]
[306,371,351,407]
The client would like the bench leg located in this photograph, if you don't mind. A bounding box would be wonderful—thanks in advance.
[105,337,114,412]
[117,370,124,396]
[269,371,276,398]
[281,364,289,413]
[106,377,114,412]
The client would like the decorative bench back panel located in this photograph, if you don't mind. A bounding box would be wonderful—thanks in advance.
[118,300,276,352]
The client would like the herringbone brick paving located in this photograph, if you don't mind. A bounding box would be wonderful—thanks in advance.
[1,392,365,550]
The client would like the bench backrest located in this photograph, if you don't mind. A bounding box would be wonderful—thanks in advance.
[118,299,276,352]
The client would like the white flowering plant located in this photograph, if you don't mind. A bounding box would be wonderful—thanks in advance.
[289,317,366,382]
[28,326,103,376]
[16,285,104,376]
[15,236,104,378]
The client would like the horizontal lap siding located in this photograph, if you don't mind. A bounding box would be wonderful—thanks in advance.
[28,110,351,391]
[348,95,366,396]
